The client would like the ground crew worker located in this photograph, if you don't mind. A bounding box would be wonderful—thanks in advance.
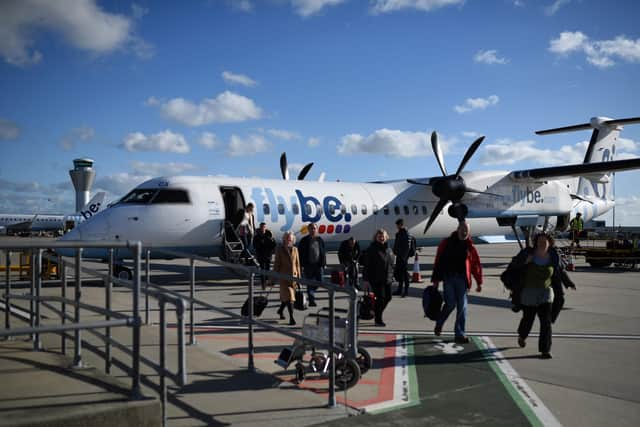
[569,213,584,248]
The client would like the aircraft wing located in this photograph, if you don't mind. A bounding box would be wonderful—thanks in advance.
[509,158,640,181]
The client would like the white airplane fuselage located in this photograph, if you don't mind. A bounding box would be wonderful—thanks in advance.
[59,172,607,259]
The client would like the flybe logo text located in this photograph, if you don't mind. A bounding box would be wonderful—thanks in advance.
[250,187,350,231]
[512,186,544,206]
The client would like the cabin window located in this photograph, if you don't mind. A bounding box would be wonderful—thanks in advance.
[292,204,299,215]
[403,205,409,215]
[328,203,337,215]
[317,203,324,215]
[413,205,418,214]
[119,189,157,204]
[361,205,367,215]
[305,203,313,216]
[151,189,190,204]
[340,204,347,215]
[351,204,358,215]
[383,205,389,215]
[373,205,379,215]
[263,204,270,215]
[394,205,400,215]
[277,204,285,214]
[422,206,427,215]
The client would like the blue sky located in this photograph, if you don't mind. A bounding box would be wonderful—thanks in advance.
[1,0,639,224]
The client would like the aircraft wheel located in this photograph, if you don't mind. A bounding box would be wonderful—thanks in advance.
[114,265,133,281]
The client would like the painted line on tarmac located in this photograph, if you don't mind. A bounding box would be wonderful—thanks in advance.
[359,328,640,340]
[363,335,420,414]
[474,336,562,427]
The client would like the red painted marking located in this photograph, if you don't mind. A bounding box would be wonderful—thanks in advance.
[319,224,326,233]
[327,224,335,234]
[193,334,293,343]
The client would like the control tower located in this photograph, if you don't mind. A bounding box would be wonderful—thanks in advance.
[69,158,95,212]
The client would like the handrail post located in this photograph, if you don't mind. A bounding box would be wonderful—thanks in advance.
[348,288,358,359]
[328,286,336,408]
[106,249,114,374]
[189,257,196,345]
[176,299,187,385]
[72,248,83,368]
[4,250,11,333]
[30,249,35,343]
[131,241,142,398]
[33,249,43,351]
[60,257,66,353]
[159,298,167,427]
[145,249,150,325]
[248,272,255,373]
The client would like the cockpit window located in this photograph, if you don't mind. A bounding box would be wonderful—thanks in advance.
[119,189,157,204]
[151,189,190,204]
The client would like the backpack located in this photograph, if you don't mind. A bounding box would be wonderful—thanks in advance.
[359,292,375,320]
[422,286,443,321]
[407,236,417,258]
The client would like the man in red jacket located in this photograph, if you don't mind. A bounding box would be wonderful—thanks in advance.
[431,221,483,344]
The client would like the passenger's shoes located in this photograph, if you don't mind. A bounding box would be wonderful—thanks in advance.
[454,336,470,344]
[401,290,408,298]
[277,311,285,320]
[375,321,386,327]
[434,325,442,336]
[518,337,526,348]
[289,319,296,326]
[393,289,402,296]
[309,301,317,307]
[540,352,553,359]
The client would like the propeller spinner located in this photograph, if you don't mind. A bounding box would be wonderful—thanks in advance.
[415,131,486,235]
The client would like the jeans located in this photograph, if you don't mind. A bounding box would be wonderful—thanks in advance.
[257,257,270,286]
[436,273,468,337]
[304,268,323,304]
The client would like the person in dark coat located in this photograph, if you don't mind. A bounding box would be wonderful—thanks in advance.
[253,222,276,288]
[508,233,575,359]
[361,229,395,327]
[338,237,361,288]
[297,223,326,307]
[393,219,411,297]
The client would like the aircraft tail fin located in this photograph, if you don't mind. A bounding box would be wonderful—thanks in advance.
[78,192,106,220]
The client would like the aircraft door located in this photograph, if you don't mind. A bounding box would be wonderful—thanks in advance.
[220,186,246,243]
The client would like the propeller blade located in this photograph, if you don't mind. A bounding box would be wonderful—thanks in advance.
[297,162,314,180]
[431,131,447,176]
[454,136,485,178]
[279,152,289,180]
[424,199,448,234]
[465,187,503,198]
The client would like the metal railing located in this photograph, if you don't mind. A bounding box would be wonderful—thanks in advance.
[1,240,187,426]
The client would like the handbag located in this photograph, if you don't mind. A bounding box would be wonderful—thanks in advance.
[294,286,308,311]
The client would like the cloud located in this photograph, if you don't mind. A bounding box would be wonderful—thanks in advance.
[462,131,480,138]
[612,195,640,226]
[60,126,95,151]
[291,0,347,17]
[370,0,465,14]
[474,49,509,65]
[131,3,149,19]
[227,134,271,156]
[231,0,254,12]
[222,70,257,87]
[308,137,321,147]
[454,95,499,114]
[130,161,198,176]
[156,91,263,126]
[545,0,570,16]
[94,173,151,197]
[0,178,42,193]
[0,118,20,140]
[479,139,589,166]
[122,130,190,153]
[267,129,301,141]
[198,132,219,149]
[549,31,640,68]
[512,0,525,6]
[0,0,152,66]
[337,129,453,158]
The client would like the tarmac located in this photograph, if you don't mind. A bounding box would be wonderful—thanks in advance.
[1,237,640,426]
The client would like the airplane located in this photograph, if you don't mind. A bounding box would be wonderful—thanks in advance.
[58,116,640,278]
[0,192,107,236]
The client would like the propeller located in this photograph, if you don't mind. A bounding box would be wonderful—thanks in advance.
[416,132,486,235]
[279,152,314,180]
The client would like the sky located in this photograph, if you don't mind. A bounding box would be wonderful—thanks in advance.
[1,0,639,225]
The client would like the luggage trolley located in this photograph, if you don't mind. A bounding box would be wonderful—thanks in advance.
[276,307,372,390]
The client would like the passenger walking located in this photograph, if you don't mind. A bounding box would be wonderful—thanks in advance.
[361,229,395,327]
[338,237,361,289]
[393,219,411,297]
[238,203,256,260]
[297,223,326,307]
[274,231,301,325]
[253,222,276,288]
[510,233,575,358]
[432,221,483,344]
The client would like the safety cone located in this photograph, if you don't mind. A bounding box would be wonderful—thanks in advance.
[411,253,423,283]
